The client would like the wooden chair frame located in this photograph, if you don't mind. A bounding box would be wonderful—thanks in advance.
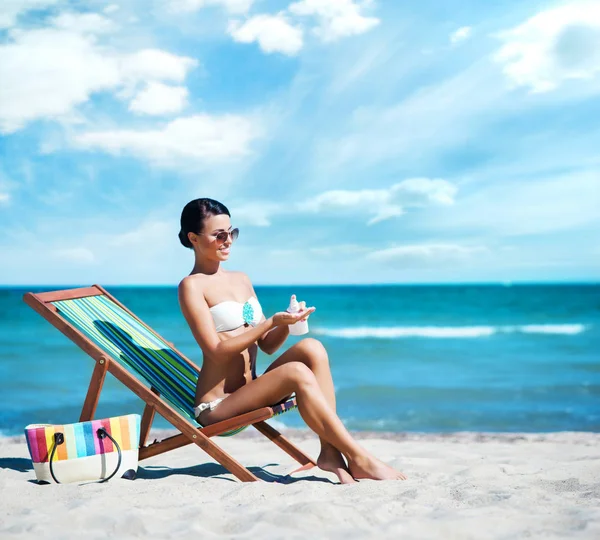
[23,285,316,482]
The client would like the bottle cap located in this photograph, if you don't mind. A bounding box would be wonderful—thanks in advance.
[287,294,299,313]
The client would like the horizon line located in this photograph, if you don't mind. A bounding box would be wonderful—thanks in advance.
[1,280,599,289]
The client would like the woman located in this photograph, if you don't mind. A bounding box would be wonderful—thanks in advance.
[178,198,406,483]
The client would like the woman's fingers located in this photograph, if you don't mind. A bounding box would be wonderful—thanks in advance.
[279,302,315,325]
[298,306,315,321]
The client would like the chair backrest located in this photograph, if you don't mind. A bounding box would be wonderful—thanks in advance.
[52,295,198,419]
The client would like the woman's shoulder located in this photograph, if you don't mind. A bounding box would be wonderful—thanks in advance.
[178,274,208,297]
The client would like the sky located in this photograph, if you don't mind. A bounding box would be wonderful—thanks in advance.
[0,0,599,286]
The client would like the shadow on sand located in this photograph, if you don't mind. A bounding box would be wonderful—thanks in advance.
[138,462,335,484]
[0,457,33,472]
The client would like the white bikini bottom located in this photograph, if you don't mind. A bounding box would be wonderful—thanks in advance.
[193,391,296,423]
[193,397,225,421]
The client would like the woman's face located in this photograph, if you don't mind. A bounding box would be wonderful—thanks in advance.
[190,214,235,260]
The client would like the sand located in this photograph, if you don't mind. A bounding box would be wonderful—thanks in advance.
[1,428,599,539]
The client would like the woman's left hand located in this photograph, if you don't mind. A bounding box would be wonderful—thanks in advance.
[272,306,316,327]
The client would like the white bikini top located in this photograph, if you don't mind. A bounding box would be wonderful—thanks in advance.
[209,296,264,333]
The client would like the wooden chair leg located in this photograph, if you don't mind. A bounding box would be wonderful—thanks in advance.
[253,421,317,471]
[139,403,156,447]
[79,357,109,422]
[139,387,159,447]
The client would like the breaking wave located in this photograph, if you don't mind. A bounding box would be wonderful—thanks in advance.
[313,324,588,339]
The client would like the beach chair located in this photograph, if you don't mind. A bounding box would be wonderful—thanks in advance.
[23,285,316,482]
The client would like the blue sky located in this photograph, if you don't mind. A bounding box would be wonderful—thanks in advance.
[0,0,599,285]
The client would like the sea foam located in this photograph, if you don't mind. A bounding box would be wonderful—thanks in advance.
[313,324,588,339]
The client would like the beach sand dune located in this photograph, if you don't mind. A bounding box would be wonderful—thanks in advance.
[1,430,599,539]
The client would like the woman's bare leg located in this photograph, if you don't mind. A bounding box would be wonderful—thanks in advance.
[200,361,406,481]
[264,338,355,483]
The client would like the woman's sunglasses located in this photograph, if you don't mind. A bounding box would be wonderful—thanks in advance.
[199,228,239,244]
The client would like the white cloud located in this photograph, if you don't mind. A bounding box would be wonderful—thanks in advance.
[224,179,458,227]
[393,177,457,206]
[104,4,120,14]
[304,178,457,225]
[0,0,59,29]
[0,28,122,133]
[270,244,365,258]
[366,205,404,225]
[367,243,488,265]
[0,24,197,133]
[120,49,197,84]
[51,12,117,34]
[129,82,189,115]
[270,242,489,270]
[420,170,600,237]
[72,114,260,165]
[229,201,285,226]
[494,1,600,93]
[0,218,184,284]
[318,60,507,175]
[450,26,471,44]
[305,188,388,208]
[288,0,379,42]
[168,0,253,15]
[55,247,96,264]
[307,244,365,257]
[228,14,303,55]
[108,221,172,248]
[0,193,10,205]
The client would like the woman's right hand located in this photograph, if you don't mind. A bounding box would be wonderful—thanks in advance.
[272,307,316,327]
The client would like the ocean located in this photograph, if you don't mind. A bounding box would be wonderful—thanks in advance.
[1,284,598,435]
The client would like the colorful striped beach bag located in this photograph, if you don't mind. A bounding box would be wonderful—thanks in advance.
[25,414,141,484]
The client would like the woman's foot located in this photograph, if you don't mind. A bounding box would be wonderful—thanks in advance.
[317,446,356,484]
[348,454,407,481]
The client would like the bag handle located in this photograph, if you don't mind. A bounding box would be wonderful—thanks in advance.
[48,427,122,484]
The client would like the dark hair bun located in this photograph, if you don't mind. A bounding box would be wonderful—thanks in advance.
[179,198,231,250]
[178,229,192,249]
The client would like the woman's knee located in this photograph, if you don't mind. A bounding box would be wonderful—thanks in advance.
[281,361,316,386]
[294,338,329,368]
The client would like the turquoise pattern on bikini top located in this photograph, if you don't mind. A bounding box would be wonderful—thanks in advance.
[242,301,255,326]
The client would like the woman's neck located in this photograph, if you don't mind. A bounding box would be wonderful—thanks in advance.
[190,257,221,276]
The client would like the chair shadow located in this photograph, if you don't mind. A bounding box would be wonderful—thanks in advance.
[137,463,237,482]
[138,462,334,484]
[263,472,336,485]
[0,457,33,472]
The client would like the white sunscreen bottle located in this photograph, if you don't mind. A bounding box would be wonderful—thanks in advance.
[287,294,309,336]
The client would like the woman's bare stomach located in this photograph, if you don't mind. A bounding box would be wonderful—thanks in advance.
[194,342,257,406]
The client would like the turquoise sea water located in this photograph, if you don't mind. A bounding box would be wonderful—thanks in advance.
[1,284,598,435]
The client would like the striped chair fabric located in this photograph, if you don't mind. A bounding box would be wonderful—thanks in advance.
[52,295,297,437]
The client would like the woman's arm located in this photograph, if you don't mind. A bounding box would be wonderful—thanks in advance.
[179,277,277,359]
[257,319,289,355]
[244,274,310,356]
